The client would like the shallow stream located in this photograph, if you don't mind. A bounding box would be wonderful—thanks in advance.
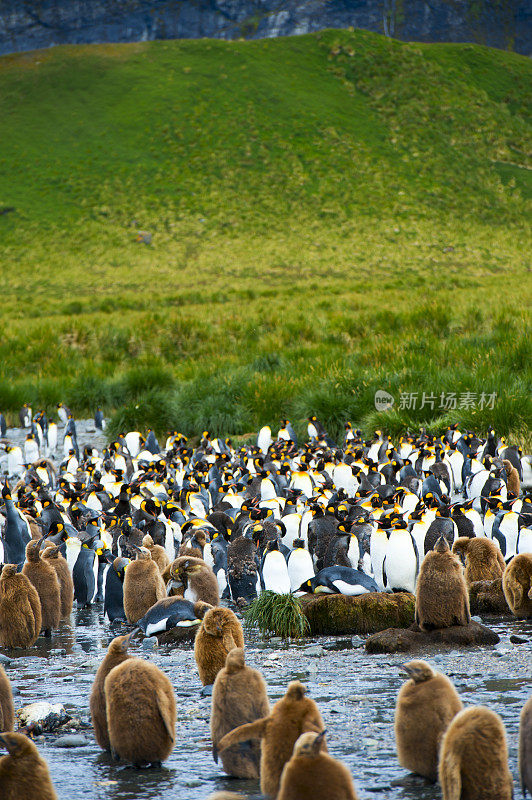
[3,609,531,800]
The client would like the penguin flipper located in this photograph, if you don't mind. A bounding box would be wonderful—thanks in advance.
[217,718,268,751]
[155,690,175,743]
[222,632,236,652]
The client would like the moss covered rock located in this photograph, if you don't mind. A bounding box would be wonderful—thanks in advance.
[365,621,499,654]
[469,579,511,615]
[299,591,415,636]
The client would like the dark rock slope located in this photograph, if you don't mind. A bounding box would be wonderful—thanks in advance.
[0,0,530,56]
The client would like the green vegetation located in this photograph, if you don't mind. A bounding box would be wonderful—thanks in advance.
[244,591,310,639]
[0,31,530,440]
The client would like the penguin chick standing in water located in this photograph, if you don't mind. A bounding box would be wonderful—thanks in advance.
[90,634,133,752]
[415,536,470,631]
[211,647,270,779]
[394,660,462,781]
[194,606,244,686]
[123,546,166,624]
[217,680,326,798]
[439,706,513,800]
[22,539,61,635]
[42,545,74,618]
[0,732,58,800]
[104,657,176,766]
[0,664,15,731]
[519,695,532,798]
[0,565,42,648]
[277,731,358,800]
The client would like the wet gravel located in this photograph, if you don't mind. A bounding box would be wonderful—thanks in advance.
[2,609,531,800]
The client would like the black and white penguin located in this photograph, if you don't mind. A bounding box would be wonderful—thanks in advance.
[383,521,419,594]
[1,482,31,566]
[257,426,273,456]
[299,566,379,595]
[72,538,99,607]
[94,408,105,431]
[287,538,315,592]
[56,402,69,426]
[19,403,32,428]
[278,419,297,445]
[261,540,291,594]
[134,597,203,637]
[145,429,160,455]
[103,557,130,623]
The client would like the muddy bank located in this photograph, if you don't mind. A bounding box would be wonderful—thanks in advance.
[2,607,531,800]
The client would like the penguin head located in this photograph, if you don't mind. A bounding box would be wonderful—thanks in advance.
[0,564,17,579]
[399,660,435,683]
[293,730,327,757]
[225,647,246,674]
[108,632,135,656]
[434,535,450,554]
[0,732,38,757]
[285,681,307,701]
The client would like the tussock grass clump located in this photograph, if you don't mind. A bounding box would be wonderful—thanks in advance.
[244,591,310,640]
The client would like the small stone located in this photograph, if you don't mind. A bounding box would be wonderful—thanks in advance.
[471,615,482,623]
[303,645,324,657]
[510,635,527,644]
[142,637,158,651]
[71,644,83,653]
[270,637,282,645]
[0,653,11,665]
[53,735,88,748]
[306,662,318,674]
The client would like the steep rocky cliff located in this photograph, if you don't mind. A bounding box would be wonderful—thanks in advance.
[0,0,530,56]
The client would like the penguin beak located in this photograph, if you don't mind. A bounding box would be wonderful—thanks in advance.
[398,663,414,677]
[166,578,182,595]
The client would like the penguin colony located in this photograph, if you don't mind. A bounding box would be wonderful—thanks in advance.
[0,409,531,797]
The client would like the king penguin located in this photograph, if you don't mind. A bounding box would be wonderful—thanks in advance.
[261,540,291,594]
[287,538,315,592]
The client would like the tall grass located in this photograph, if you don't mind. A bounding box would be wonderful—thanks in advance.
[244,592,310,639]
[0,31,530,438]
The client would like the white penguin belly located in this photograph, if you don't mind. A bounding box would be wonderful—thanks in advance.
[331,580,370,596]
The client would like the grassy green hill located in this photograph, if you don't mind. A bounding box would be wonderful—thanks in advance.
[0,30,530,441]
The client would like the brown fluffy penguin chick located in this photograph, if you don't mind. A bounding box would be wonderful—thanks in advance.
[211,647,270,778]
[0,665,15,731]
[277,731,358,800]
[0,732,58,800]
[41,545,74,618]
[439,706,513,800]
[123,546,166,624]
[519,695,532,798]
[171,556,219,606]
[21,539,61,634]
[502,554,532,618]
[451,537,505,587]
[90,634,133,751]
[194,606,244,686]
[0,564,42,648]
[142,534,170,574]
[218,680,327,798]
[503,458,520,496]
[104,658,176,766]
[394,660,463,781]
[415,536,470,631]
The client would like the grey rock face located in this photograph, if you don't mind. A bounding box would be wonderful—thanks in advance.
[0,1,530,57]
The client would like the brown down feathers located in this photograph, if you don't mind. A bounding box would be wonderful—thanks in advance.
[217,680,327,798]
[194,607,244,686]
[211,647,270,778]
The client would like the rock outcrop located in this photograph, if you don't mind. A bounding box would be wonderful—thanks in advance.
[0,1,530,57]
